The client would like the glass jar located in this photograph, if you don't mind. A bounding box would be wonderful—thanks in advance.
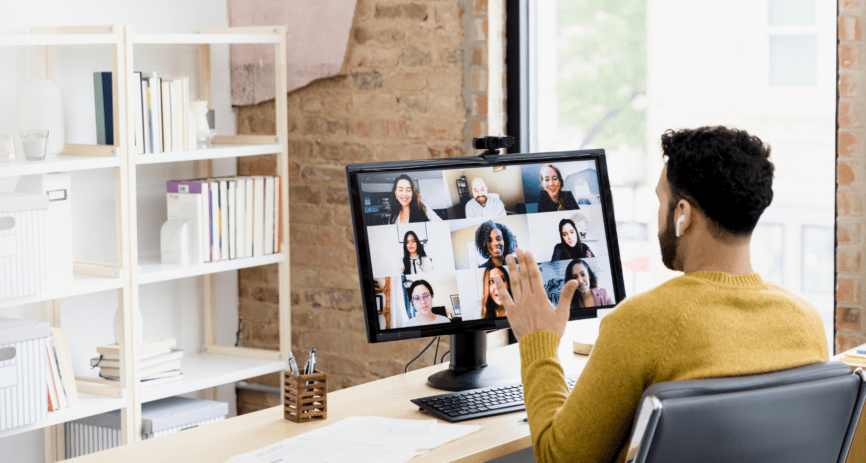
[0,132,15,162]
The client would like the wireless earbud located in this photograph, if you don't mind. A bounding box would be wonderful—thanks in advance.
[675,215,685,238]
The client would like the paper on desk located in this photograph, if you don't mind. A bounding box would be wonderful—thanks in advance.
[225,416,482,463]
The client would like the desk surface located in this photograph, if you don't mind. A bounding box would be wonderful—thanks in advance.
[68,334,589,463]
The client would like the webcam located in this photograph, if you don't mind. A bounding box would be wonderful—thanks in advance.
[472,135,515,151]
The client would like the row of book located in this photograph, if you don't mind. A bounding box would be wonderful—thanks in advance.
[167,176,282,264]
[46,327,80,412]
[94,71,191,154]
[93,337,184,387]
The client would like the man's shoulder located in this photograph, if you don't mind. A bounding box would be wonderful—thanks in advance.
[607,276,708,321]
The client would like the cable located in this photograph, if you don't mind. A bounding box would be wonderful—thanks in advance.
[434,336,440,364]
[440,350,450,364]
[405,337,438,373]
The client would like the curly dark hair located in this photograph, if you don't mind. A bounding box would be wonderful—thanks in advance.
[565,259,597,309]
[661,126,774,237]
[474,220,518,259]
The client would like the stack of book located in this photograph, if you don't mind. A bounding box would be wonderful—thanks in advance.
[167,176,282,264]
[94,71,191,154]
[839,348,866,369]
[46,327,80,412]
[93,337,184,387]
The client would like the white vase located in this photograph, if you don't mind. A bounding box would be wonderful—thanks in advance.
[19,79,65,158]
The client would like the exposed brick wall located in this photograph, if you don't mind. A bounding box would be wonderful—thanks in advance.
[838,0,866,354]
[234,0,503,414]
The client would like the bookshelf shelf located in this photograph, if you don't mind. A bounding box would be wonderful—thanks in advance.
[134,143,282,165]
[0,274,123,310]
[141,353,286,403]
[0,154,120,178]
[0,33,119,47]
[137,254,284,285]
[133,33,281,45]
[0,393,126,439]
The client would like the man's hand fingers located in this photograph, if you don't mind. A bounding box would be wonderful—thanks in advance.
[505,254,521,302]
[558,280,578,323]
[522,250,545,295]
[495,273,515,318]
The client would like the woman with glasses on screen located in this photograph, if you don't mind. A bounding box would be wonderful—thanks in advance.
[565,259,613,308]
[551,218,594,261]
[400,231,433,274]
[482,267,512,319]
[404,279,450,326]
[388,174,443,224]
[537,164,580,213]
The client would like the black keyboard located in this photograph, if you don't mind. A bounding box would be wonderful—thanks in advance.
[411,376,578,423]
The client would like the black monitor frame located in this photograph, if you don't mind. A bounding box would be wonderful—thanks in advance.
[347,149,626,342]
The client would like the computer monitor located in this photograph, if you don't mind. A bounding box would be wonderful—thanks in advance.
[346,149,626,391]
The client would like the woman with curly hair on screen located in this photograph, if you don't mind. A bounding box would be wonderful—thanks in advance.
[551,218,594,261]
[388,174,442,224]
[400,230,433,274]
[481,266,512,319]
[537,164,580,213]
[475,220,518,269]
[565,259,613,308]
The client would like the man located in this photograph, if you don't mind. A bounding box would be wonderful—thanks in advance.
[465,177,507,218]
[495,126,828,463]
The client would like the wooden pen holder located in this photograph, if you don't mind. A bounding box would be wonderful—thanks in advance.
[284,369,327,423]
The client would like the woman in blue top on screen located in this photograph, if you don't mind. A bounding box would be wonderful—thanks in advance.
[565,259,613,308]
[551,218,594,261]
[537,164,580,213]
[388,174,442,224]
[482,266,512,319]
[475,220,518,269]
[400,231,433,274]
[404,279,450,327]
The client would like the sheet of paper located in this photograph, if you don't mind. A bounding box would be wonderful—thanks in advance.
[226,438,419,463]
[297,416,482,450]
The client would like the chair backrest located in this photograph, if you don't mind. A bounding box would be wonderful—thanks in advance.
[626,361,866,463]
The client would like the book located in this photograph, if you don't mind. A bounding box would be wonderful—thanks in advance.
[275,176,282,253]
[244,176,254,258]
[51,327,80,407]
[91,347,172,365]
[252,176,265,257]
[207,180,220,261]
[100,359,182,378]
[235,177,247,259]
[227,178,237,260]
[141,72,162,153]
[163,76,189,151]
[166,180,211,264]
[97,337,177,356]
[132,71,145,155]
[218,179,229,260]
[141,77,152,154]
[46,338,66,410]
[161,79,173,152]
[264,176,275,255]
[91,348,183,369]
[93,72,114,145]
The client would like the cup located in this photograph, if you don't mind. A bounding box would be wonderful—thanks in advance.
[0,133,14,162]
[20,130,49,161]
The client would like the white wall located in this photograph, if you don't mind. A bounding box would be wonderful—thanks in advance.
[0,2,237,461]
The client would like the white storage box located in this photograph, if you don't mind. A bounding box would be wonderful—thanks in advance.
[16,173,73,287]
[65,396,228,458]
[0,317,50,431]
[0,192,49,299]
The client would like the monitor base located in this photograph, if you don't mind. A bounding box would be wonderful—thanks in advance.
[427,365,520,392]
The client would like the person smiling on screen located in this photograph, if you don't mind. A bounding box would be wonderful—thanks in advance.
[551,218,594,261]
[465,177,507,219]
[565,258,612,308]
[404,279,450,326]
[475,220,518,269]
[537,164,579,213]
[482,266,512,319]
[388,174,442,224]
[400,230,433,275]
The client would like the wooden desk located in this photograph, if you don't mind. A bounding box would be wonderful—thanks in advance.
[68,334,589,463]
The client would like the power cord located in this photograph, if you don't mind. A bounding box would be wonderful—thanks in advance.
[404,336,439,373]
[440,350,450,364]
[433,336,440,364]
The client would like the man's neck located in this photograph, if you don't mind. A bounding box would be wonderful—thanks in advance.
[681,238,753,275]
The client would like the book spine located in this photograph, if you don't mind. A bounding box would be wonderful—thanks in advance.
[210,181,220,261]
[103,72,114,146]
[141,78,152,154]
[245,177,254,258]
[228,180,236,260]
[219,179,229,260]
[235,178,247,259]
[161,80,172,152]
[93,73,106,145]
[133,71,145,154]
[264,176,275,255]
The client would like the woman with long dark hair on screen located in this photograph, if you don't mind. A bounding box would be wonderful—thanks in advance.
[537,164,580,213]
[481,266,512,319]
[400,231,433,274]
[565,259,613,308]
[551,218,594,261]
[388,174,442,224]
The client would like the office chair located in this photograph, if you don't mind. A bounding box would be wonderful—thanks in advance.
[625,361,866,463]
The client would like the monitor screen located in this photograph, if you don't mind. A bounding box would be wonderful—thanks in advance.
[346,149,626,343]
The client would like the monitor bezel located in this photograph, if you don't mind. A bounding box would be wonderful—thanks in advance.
[346,149,627,343]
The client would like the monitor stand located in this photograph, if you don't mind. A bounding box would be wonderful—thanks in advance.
[426,331,520,392]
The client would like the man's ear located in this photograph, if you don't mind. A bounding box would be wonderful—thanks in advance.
[677,199,693,236]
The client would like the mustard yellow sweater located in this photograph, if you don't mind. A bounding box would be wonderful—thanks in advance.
[519,271,828,463]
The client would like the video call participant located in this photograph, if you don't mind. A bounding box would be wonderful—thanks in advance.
[495,127,828,463]
[400,231,433,275]
[537,164,579,213]
[551,218,594,261]
[565,259,612,308]
[481,266,512,319]
[475,220,518,269]
[404,279,450,327]
[388,174,443,224]
[465,177,507,219]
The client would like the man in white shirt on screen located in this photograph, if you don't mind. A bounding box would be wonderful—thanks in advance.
[465,177,507,219]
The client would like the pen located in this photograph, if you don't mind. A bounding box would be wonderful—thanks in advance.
[304,348,317,375]
[288,351,299,375]
[518,417,528,423]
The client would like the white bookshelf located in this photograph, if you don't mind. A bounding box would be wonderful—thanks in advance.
[0,24,291,459]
